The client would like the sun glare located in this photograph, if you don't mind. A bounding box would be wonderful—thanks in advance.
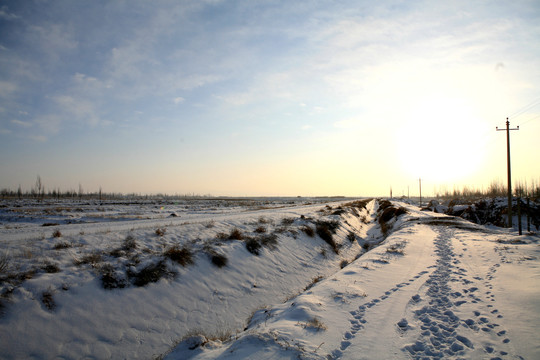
[397,96,487,184]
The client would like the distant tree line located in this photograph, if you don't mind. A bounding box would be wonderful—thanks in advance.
[0,175,204,201]
[434,179,540,200]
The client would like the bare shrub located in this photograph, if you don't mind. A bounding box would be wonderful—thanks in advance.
[301,226,315,237]
[155,228,167,237]
[210,253,228,268]
[304,275,324,291]
[164,245,194,266]
[281,217,295,226]
[228,228,244,240]
[123,234,137,251]
[216,232,228,240]
[52,229,62,238]
[345,199,371,210]
[53,241,71,250]
[340,259,349,269]
[204,220,215,228]
[378,205,408,237]
[258,216,272,225]
[245,238,262,256]
[254,226,266,233]
[41,289,56,311]
[74,252,102,266]
[316,220,340,233]
[131,260,174,287]
[316,224,338,254]
[42,262,60,273]
[0,252,9,274]
[386,242,406,255]
[100,264,128,289]
[347,231,356,243]
[301,317,327,331]
[259,234,278,250]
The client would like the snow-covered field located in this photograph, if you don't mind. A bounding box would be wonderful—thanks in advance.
[1,198,539,359]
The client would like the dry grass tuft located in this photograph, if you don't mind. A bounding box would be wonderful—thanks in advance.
[245,238,262,255]
[164,245,194,266]
[41,289,56,311]
[228,228,244,240]
[301,225,315,237]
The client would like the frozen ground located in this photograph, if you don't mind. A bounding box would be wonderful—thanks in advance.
[0,198,539,359]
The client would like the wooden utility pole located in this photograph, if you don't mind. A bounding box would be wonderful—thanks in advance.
[419,178,422,208]
[496,118,519,228]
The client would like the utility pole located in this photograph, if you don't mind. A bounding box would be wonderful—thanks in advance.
[419,178,422,208]
[496,118,519,228]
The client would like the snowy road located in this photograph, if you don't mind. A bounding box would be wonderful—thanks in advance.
[172,207,540,360]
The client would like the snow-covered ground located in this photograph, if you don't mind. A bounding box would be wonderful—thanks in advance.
[1,198,538,359]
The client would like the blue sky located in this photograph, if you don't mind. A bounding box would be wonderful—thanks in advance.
[1,0,539,196]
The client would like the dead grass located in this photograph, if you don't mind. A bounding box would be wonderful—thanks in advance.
[228,228,244,240]
[131,260,174,287]
[304,275,324,291]
[53,241,72,250]
[301,226,315,237]
[123,234,137,251]
[254,225,266,233]
[74,252,103,266]
[245,238,262,256]
[300,317,327,331]
[259,233,278,250]
[41,289,56,311]
[316,223,339,254]
[42,262,61,273]
[0,252,9,274]
[210,253,228,268]
[164,245,194,266]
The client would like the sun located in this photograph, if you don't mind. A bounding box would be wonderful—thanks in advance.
[396,96,487,184]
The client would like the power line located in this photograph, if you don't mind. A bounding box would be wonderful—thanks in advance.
[515,114,540,127]
[508,95,540,119]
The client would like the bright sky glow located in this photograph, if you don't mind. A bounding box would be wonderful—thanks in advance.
[1,0,539,196]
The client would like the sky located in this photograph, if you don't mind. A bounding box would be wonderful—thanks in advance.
[1,0,539,197]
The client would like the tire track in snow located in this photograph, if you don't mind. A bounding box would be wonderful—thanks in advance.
[403,226,522,359]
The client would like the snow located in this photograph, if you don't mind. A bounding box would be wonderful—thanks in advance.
[1,198,539,359]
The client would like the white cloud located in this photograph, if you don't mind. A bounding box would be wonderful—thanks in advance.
[173,97,185,104]
[11,119,32,128]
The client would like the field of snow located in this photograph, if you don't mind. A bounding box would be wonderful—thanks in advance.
[1,197,539,359]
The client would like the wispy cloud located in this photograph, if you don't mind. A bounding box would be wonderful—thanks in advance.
[0,80,18,97]
[11,119,31,128]
[0,5,20,20]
